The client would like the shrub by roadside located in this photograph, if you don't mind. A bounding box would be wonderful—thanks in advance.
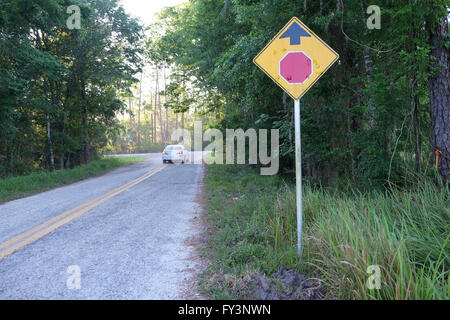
[199,164,449,299]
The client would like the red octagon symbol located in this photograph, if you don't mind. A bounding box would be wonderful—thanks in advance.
[279,51,312,84]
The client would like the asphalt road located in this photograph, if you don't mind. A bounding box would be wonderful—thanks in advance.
[0,153,204,299]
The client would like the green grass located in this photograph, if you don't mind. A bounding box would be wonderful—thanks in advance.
[200,164,450,300]
[0,157,145,204]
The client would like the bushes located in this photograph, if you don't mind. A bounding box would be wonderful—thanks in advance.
[202,164,449,299]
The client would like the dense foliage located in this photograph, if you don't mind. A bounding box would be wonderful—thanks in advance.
[0,0,143,177]
[150,0,449,188]
[204,163,449,299]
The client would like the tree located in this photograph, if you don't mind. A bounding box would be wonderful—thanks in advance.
[426,2,449,185]
[0,0,143,176]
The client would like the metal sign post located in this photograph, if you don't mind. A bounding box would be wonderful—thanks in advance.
[253,17,339,259]
[294,99,303,257]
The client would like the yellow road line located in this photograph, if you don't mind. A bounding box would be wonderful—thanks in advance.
[0,166,160,251]
[0,164,167,260]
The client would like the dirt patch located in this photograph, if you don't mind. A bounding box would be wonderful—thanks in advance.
[203,266,325,300]
[251,266,325,300]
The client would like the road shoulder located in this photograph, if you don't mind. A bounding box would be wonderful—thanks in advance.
[179,164,210,300]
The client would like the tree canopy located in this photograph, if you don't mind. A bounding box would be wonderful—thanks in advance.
[0,0,143,176]
[1,0,448,189]
[148,0,449,188]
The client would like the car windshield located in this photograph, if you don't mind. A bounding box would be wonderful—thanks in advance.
[165,145,183,151]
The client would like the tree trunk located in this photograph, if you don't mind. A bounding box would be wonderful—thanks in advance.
[165,109,169,142]
[412,91,421,173]
[82,107,90,163]
[427,13,450,184]
[156,69,165,144]
[149,92,155,144]
[158,93,164,144]
[163,66,169,142]
[81,80,90,164]
[60,108,67,170]
[138,73,143,152]
[363,46,376,128]
[129,97,133,131]
[46,82,57,172]
[154,89,158,143]
[46,113,55,171]
[60,84,71,170]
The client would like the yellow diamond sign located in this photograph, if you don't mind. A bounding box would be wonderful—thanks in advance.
[253,17,339,100]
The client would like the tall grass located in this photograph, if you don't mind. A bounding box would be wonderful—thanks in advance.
[302,182,448,299]
[0,157,145,204]
[202,164,449,299]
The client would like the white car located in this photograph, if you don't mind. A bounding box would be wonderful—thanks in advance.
[162,145,189,164]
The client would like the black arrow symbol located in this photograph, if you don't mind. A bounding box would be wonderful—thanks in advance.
[279,21,311,45]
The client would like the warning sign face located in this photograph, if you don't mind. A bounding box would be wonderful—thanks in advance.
[253,17,339,100]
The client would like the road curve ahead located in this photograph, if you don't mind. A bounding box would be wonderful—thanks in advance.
[0,153,204,299]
